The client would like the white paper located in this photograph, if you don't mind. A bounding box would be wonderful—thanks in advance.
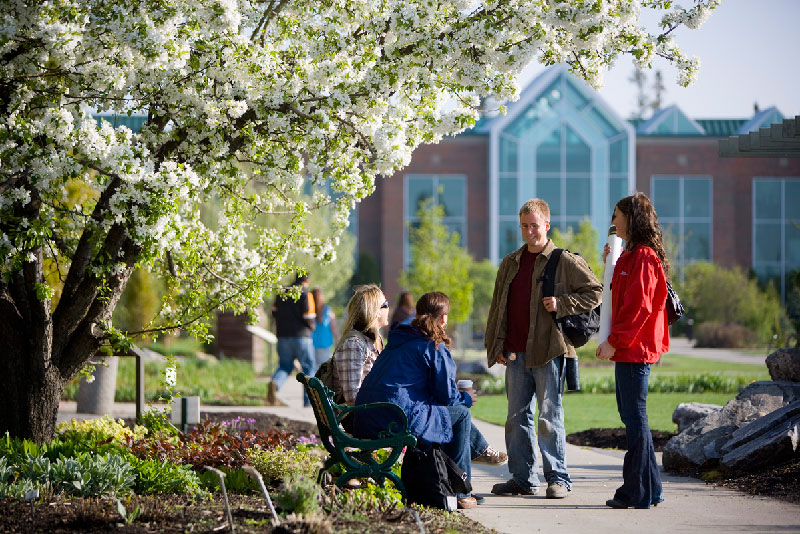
[597,228,623,344]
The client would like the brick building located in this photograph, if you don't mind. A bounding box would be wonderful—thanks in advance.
[358,65,800,304]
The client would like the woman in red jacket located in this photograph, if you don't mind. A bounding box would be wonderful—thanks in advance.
[597,192,669,509]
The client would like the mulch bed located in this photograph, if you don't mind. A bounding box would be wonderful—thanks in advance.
[566,427,676,451]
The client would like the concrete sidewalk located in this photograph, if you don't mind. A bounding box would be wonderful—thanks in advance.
[666,336,771,365]
[58,374,800,533]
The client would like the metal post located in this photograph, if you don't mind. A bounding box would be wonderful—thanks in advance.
[135,353,144,423]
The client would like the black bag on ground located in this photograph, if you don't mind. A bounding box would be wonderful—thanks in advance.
[540,248,601,349]
[401,445,471,511]
[666,280,685,325]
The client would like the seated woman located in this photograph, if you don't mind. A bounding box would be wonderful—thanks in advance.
[330,284,388,407]
[353,291,489,509]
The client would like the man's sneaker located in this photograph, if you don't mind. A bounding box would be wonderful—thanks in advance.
[491,479,537,496]
[473,446,509,465]
[457,496,478,509]
[546,481,570,499]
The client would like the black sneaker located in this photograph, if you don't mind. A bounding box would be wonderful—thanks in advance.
[491,479,538,496]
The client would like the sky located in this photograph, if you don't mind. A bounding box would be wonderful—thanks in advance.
[521,0,800,121]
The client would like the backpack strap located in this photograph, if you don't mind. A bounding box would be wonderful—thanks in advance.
[539,248,564,323]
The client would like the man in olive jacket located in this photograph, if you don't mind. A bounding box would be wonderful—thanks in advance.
[486,199,602,499]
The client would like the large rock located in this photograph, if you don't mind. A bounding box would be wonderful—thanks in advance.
[662,381,800,473]
[766,348,800,382]
[720,400,800,454]
[720,417,799,471]
[672,402,723,432]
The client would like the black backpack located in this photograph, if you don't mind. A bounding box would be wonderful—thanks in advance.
[401,444,471,511]
[539,248,600,348]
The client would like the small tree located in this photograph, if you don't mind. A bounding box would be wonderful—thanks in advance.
[398,201,472,325]
[550,220,603,277]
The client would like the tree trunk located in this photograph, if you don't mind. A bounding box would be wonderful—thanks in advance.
[0,299,65,443]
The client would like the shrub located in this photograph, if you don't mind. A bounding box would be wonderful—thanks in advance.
[333,482,403,514]
[11,452,136,498]
[677,262,786,345]
[694,322,757,348]
[248,445,321,483]
[275,473,322,516]
[129,457,204,496]
[56,416,148,453]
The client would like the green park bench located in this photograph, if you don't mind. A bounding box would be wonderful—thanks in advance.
[296,373,417,502]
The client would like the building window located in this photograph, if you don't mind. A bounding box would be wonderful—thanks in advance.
[651,176,713,270]
[404,174,467,264]
[753,178,800,300]
[492,67,634,263]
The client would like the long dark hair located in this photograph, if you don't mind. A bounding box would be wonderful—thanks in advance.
[616,192,670,276]
[411,292,452,348]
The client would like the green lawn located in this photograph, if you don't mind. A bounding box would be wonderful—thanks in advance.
[471,391,738,434]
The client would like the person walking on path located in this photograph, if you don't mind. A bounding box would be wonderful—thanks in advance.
[485,198,603,499]
[354,291,485,509]
[271,273,317,407]
[311,287,339,367]
[596,192,669,510]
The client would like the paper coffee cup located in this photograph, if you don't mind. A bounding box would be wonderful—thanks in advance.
[457,379,473,391]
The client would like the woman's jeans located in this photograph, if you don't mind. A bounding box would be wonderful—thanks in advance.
[614,362,663,508]
[505,353,570,491]
[443,404,473,498]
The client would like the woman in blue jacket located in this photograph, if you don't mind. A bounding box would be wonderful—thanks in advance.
[354,291,480,509]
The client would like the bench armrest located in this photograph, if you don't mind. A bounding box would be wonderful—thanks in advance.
[338,401,410,436]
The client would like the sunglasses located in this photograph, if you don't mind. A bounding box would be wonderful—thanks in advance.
[380,301,390,309]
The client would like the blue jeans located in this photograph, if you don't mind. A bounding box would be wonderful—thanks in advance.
[442,404,473,498]
[614,362,663,508]
[505,352,570,491]
[272,337,316,406]
[470,424,489,460]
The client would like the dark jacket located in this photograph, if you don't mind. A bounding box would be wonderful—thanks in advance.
[353,325,471,444]
[272,285,314,337]
[485,240,603,368]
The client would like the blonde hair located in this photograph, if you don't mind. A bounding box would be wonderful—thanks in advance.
[336,284,385,351]
[519,198,550,220]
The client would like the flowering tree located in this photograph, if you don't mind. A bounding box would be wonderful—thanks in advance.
[0,0,720,441]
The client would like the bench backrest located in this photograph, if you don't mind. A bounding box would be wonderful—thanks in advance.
[297,373,348,453]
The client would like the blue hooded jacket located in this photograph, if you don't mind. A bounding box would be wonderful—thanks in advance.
[353,324,471,444]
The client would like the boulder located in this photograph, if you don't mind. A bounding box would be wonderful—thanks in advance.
[720,417,799,471]
[720,400,800,455]
[672,402,723,432]
[766,348,800,382]
[662,381,800,473]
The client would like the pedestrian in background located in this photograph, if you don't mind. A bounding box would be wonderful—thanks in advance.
[597,192,669,510]
[391,291,416,327]
[271,273,316,407]
[311,287,339,367]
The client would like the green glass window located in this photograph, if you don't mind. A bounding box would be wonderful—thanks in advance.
[652,179,680,218]
[566,177,590,216]
[499,177,518,216]
[609,177,628,215]
[500,137,518,172]
[537,177,561,216]
[439,178,465,217]
[755,223,782,262]
[651,176,713,267]
[684,180,711,217]
[536,128,560,173]
[565,127,590,173]
[407,177,433,218]
[754,180,781,219]
[609,138,627,174]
